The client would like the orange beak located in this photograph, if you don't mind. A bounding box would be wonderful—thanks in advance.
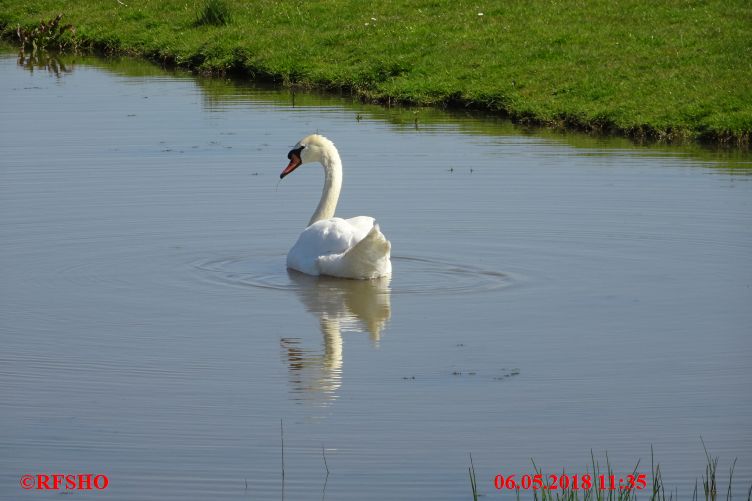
[280,152,302,179]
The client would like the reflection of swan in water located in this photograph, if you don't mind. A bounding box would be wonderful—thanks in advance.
[280,271,391,403]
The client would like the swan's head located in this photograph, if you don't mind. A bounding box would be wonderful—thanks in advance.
[280,134,336,179]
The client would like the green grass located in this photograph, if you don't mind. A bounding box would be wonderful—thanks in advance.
[1,0,750,145]
[194,0,230,27]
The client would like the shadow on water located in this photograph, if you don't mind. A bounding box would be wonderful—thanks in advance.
[194,75,752,168]
[281,272,391,404]
[7,46,750,169]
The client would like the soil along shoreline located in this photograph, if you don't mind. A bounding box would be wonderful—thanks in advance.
[2,0,749,146]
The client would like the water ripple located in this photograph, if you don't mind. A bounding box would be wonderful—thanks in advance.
[193,254,512,294]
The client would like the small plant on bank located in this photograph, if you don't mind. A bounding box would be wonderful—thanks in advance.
[195,0,231,26]
[16,13,75,54]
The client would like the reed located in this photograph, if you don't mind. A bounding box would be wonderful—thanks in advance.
[469,453,478,501]
[15,13,75,54]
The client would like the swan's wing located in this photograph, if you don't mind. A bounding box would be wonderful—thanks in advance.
[316,223,392,279]
[297,217,373,253]
[342,216,377,237]
[287,217,374,275]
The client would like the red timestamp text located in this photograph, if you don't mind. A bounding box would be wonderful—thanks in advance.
[494,473,648,491]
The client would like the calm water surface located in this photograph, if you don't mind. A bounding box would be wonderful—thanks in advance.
[1,53,751,500]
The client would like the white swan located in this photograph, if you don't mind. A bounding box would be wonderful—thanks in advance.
[279,134,392,279]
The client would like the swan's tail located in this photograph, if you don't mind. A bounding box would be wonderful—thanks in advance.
[317,223,392,279]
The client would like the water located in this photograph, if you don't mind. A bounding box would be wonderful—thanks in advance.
[1,52,751,500]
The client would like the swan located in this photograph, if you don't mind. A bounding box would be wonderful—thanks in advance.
[279,134,392,279]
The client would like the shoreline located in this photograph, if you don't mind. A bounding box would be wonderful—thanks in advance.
[2,1,750,147]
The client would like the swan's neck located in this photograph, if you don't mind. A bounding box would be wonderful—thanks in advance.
[308,146,342,226]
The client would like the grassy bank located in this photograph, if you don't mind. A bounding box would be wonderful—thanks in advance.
[1,0,750,145]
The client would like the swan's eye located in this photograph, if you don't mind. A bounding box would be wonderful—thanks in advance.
[287,145,304,160]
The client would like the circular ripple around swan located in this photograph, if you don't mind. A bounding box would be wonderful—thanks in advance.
[193,255,511,295]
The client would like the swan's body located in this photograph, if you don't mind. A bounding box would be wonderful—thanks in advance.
[279,134,391,279]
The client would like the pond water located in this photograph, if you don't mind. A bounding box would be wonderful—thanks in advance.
[1,52,751,500]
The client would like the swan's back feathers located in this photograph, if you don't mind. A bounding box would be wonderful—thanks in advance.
[317,223,392,279]
[286,217,391,279]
